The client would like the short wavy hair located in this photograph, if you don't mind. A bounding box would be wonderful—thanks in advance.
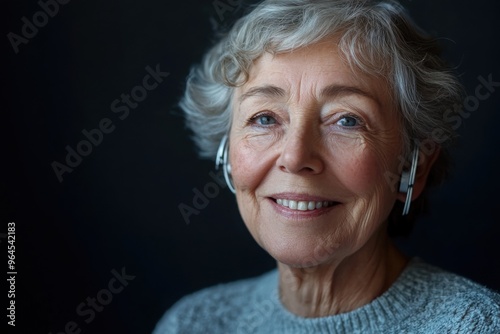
[180,0,463,236]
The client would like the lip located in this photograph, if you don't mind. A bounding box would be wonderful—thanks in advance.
[267,192,340,219]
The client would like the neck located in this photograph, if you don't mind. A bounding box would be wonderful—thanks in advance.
[277,232,407,318]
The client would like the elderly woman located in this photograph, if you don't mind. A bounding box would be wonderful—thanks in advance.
[154,0,500,333]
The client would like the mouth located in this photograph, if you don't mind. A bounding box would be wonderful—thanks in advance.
[274,198,337,211]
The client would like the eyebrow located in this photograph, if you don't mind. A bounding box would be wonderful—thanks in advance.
[238,85,286,103]
[239,84,378,105]
[320,84,378,104]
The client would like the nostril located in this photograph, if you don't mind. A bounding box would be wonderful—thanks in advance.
[276,135,324,174]
[278,160,322,174]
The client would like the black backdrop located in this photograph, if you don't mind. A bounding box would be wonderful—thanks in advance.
[4,0,500,333]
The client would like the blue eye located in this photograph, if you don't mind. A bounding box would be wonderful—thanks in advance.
[337,116,360,127]
[256,115,276,126]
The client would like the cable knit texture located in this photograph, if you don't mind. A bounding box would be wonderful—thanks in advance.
[153,258,500,333]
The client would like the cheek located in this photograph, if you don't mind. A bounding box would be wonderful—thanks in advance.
[331,143,399,225]
[230,148,252,190]
[229,140,274,247]
[331,145,387,196]
[229,138,276,192]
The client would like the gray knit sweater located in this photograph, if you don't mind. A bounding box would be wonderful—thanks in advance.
[153,258,500,333]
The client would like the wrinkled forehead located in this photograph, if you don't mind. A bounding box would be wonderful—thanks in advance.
[234,40,394,110]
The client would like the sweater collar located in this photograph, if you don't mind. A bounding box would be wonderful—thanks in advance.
[262,257,430,332]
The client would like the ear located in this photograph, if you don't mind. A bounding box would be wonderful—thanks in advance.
[397,146,441,203]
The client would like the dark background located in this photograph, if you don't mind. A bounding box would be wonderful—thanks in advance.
[4,0,499,333]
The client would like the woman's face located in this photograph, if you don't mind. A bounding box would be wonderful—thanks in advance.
[230,41,403,268]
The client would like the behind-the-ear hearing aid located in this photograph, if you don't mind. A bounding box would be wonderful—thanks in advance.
[399,146,419,216]
[215,134,236,194]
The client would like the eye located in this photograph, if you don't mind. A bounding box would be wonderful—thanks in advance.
[337,115,361,127]
[249,113,277,126]
[257,115,276,125]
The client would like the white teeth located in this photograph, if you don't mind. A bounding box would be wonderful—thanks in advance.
[297,201,307,211]
[275,199,334,211]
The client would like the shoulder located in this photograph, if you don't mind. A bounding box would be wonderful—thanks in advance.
[407,258,500,302]
[400,259,500,333]
[152,269,278,334]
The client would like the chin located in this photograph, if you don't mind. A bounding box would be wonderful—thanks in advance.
[258,231,344,268]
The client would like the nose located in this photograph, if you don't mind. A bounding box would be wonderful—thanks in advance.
[276,126,324,175]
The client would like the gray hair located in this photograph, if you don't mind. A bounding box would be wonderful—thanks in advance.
[180,0,463,234]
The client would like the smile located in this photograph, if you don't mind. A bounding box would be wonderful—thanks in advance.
[275,199,336,211]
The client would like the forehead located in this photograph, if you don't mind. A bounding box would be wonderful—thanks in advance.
[236,41,392,106]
